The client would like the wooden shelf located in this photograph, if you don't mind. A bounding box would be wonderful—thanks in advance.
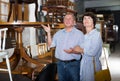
[43,6,76,13]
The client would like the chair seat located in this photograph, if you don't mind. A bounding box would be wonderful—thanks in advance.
[0,51,8,62]
[0,51,8,56]
[33,56,52,64]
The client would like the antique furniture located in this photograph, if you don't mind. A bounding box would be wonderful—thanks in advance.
[26,43,55,64]
[46,6,67,23]
[0,28,13,81]
[0,22,54,75]
[7,0,38,22]
[41,0,76,23]
[0,22,49,65]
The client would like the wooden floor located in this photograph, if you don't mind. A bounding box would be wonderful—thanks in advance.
[108,42,120,81]
[0,45,58,81]
[0,56,58,81]
[11,56,55,79]
[0,72,32,81]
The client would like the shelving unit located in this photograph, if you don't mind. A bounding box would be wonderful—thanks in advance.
[41,0,76,23]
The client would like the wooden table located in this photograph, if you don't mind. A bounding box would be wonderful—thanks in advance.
[0,22,50,27]
[0,22,50,67]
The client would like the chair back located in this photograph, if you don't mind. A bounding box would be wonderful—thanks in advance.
[26,43,52,58]
[38,43,47,55]
[0,28,8,51]
[37,43,52,58]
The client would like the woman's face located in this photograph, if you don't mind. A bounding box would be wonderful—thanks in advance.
[63,14,75,28]
[83,16,94,28]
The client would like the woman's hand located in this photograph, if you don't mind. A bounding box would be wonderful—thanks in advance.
[73,45,84,54]
[64,48,73,54]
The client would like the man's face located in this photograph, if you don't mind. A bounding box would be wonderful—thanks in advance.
[63,14,75,28]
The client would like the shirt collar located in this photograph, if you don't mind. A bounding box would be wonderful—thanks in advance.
[63,26,76,33]
[86,29,96,35]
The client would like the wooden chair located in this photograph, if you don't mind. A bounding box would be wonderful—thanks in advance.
[37,43,48,58]
[38,43,55,63]
[26,43,55,64]
[7,0,38,22]
[0,28,13,81]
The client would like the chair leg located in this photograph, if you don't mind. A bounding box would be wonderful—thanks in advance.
[7,4,12,22]
[35,1,38,21]
[5,55,13,81]
[22,3,25,22]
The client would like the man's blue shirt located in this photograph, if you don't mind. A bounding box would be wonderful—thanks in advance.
[51,27,84,60]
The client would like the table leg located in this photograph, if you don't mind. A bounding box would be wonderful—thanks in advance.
[15,27,40,65]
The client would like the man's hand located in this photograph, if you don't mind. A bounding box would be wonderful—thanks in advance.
[41,24,51,33]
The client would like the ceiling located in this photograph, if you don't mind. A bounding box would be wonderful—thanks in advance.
[83,0,120,11]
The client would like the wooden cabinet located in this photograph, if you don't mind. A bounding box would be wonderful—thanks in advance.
[41,0,76,23]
